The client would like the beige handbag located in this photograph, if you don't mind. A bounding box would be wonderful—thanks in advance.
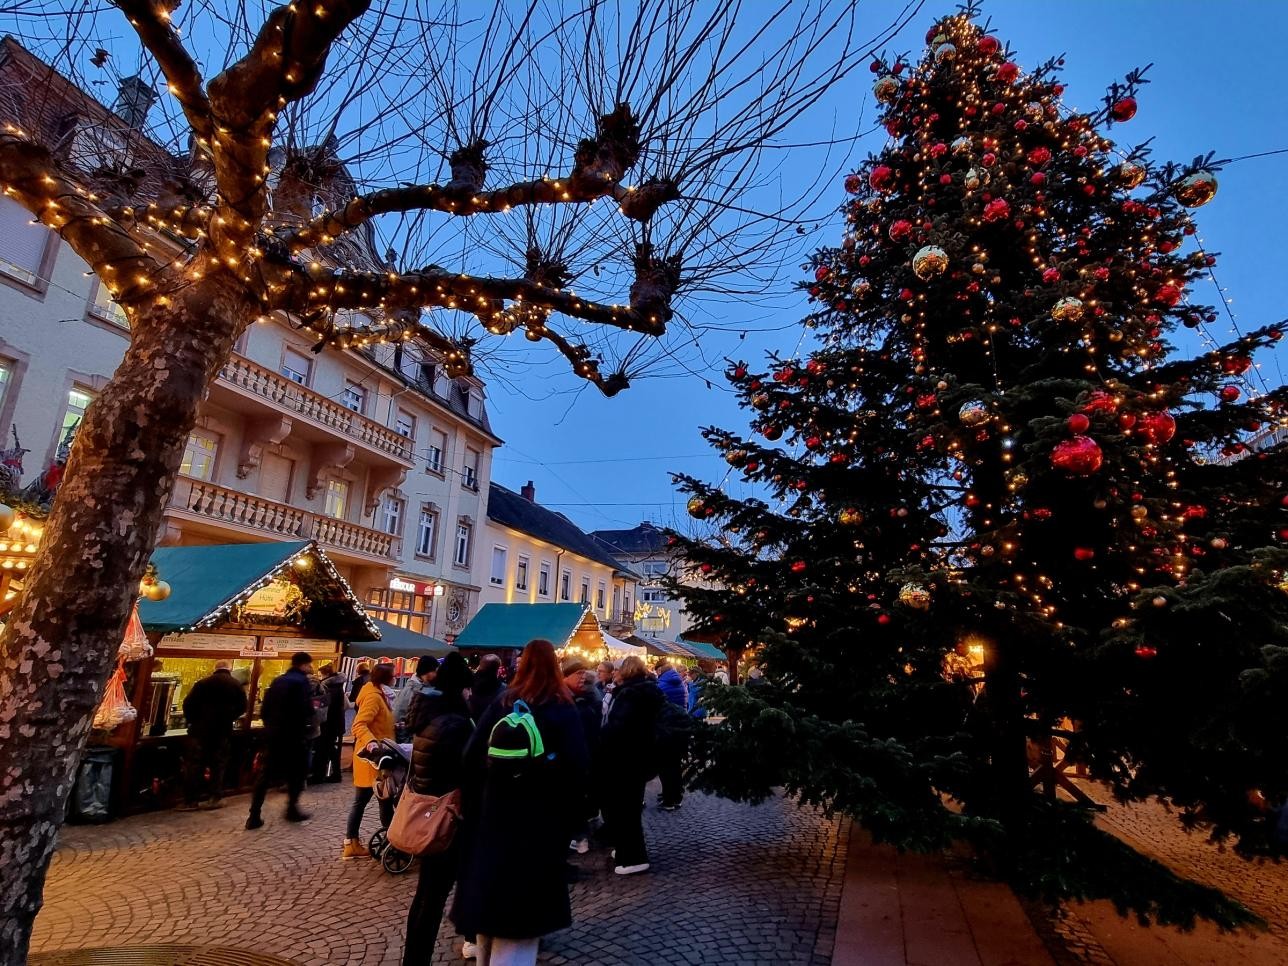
[387,785,463,856]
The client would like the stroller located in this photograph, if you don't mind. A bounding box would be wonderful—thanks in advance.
[356,738,415,874]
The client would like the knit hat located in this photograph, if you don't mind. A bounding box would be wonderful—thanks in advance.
[560,655,588,677]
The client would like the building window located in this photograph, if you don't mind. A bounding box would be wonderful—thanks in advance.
[89,279,128,328]
[341,380,366,413]
[538,561,551,597]
[516,555,530,591]
[59,387,93,445]
[580,577,590,604]
[380,496,404,536]
[0,196,52,288]
[641,588,669,603]
[643,561,668,578]
[280,347,311,385]
[462,447,480,490]
[426,428,447,475]
[415,505,439,558]
[179,431,218,481]
[0,360,12,414]
[365,587,431,636]
[323,479,348,519]
[596,581,606,610]
[490,546,507,586]
[454,521,472,567]
[395,409,415,439]
[560,569,571,601]
[467,391,483,419]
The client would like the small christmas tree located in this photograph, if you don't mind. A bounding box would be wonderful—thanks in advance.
[673,7,1288,925]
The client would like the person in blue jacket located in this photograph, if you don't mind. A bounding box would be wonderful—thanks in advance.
[655,660,687,707]
[685,666,707,719]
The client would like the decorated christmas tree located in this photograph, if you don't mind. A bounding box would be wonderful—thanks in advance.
[673,7,1288,924]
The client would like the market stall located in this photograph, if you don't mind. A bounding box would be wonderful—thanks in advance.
[344,617,455,682]
[97,539,379,814]
[455,601,617,665]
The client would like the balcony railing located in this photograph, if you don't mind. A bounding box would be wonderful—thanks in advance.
[168,477,397,562]
[218,354,413,463]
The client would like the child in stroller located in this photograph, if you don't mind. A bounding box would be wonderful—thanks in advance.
[356,738,415,874]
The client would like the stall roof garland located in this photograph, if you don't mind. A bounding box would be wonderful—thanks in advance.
[138,540,380,640]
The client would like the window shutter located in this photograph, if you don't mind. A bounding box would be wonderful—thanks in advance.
[0,198,51,279]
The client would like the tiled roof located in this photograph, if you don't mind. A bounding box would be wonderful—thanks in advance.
[589,522,671,557]
[488,483,635,574]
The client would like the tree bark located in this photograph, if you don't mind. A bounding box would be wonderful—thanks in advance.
[982,638,1032,824]
[0,269,250,963]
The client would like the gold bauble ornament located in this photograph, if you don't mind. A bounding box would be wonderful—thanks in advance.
[873,75,900,104]
[687,496,708,519]
[1051,296,1085,322]
[898,582,931,610]
[0,503,14,532]
[1130,504,1148,521]
[1117,161,1147,189]
[971,262,985,275]
[912,245,949,279]
[839,507,864,527]
[964,167,989,191]
[1175,170,1218,208]
[142,580,171,602]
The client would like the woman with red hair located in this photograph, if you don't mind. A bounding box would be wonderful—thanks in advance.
[451,639,590,965]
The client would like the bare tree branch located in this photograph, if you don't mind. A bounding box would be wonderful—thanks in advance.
[112,0,213,139]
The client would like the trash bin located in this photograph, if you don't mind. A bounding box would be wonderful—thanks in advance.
[69,746,117,822]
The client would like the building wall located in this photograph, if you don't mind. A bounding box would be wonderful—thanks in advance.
[619,549,697,639]
[478,520,619,627]
[0,201,500,639]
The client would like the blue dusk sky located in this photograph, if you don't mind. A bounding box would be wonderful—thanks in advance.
[486,0,1288,533]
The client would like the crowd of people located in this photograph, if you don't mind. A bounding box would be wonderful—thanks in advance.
[177,644,722,966]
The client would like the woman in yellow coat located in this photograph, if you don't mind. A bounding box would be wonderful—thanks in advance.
[343,663,396,859]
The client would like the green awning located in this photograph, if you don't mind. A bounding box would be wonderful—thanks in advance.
[677,637,728,661]
[454,602,594,650]
[347,619,453,659]
[137,540,378,640]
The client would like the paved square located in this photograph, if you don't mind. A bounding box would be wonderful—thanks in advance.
[32,781,847,965]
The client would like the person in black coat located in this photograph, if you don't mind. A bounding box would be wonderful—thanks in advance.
[310,663,347,783]
[467,653,505,721]
[562,659,601,851]
[451,640,589,964]
[246,652,315,828]
[599,655,665,875]
[178,661,247,809]
[402,653,474,966]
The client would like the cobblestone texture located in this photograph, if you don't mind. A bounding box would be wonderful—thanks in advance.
[32,781,847,966]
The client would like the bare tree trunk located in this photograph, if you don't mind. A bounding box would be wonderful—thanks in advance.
[983,639,1032,825]
[0,271,250,963]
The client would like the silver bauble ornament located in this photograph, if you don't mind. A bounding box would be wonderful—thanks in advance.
[912,245,948,279]
[958,400,991,427]
[934,42,957,62]
[1051,296,1085,322]
[898,583,931,610]
[851,279,872,296]
[964,167,990,191]
[1117,161,1147,189]
[950,136,972,156]
[873,75,900,104]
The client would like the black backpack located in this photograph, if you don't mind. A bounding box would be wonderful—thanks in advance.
[655,699,695,748]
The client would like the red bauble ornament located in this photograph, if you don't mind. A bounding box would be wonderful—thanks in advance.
[1051,435,1103,475]
[814,265,830,282]
[1111,96,1138,122]
[805,435,822,450]
[774,366,794,382]
[991,101,1007,115]
[1030,172,1047,186]
[995,62,1019,83]
[977,35,1000,54]
[1027,146,1052,167]
[762,424,782,441]
[982,198,1010,223]
[1222,355,1252,375]
[1042,267,1060,283]
[732,363,747,380]
[1137,411,1176,445]
[877,613,891,626]
[869,164,896,192]
[1135,644,1158,660]
[1067,413,1090,433]
[869,60,883,73]
[940,174,953,185]
[1082,390,1117,413]
[1155,283,1182,307]
[844,173,862,194]
[1118,413,1137,431]
[889,219,914,242]
[929,142,948,158]
[1073,547,1096,561]
[981,152,997,167]
[1219,384,1241,403]
[790,560,807,573]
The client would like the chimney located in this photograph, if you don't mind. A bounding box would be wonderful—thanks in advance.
[521,480,536,503]
[113,75,158,130]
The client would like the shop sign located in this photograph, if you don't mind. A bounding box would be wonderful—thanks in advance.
[240,643,277,658]
[242,579,308,620]
[390,577,417,593]
[263,636,338,654]
[159,633,256,652]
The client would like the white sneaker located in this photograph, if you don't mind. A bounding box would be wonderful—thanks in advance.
[615,862,650,875]
[462,941,479,960]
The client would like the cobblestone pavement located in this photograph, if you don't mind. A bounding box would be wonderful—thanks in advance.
[1048,785,1288,965]
[32,780,847,966]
